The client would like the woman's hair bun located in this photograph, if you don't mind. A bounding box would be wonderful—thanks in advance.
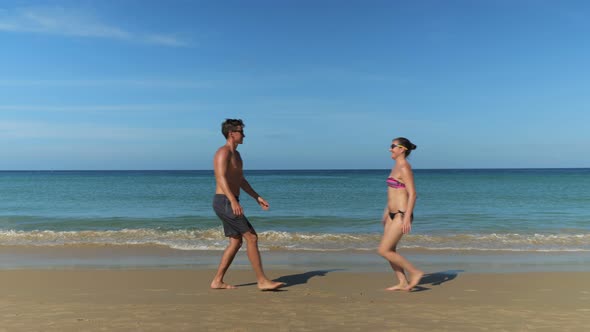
[394,137,416,156]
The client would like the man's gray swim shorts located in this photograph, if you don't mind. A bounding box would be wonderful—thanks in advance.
[212,194,255,237]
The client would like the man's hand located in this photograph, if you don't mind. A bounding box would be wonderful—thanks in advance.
[230,201,244,216]
[256,196,270,211]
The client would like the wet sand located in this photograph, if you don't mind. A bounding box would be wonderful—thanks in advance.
[1,268,589,331]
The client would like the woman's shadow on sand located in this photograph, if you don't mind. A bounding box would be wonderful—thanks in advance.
[235,269,461,291]
[235,269,343,290]
[411,269,463,292]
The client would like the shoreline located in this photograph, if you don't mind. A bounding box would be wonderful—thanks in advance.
[1,268,589,331]
[2,244,589,273]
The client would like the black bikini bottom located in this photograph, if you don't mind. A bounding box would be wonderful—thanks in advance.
[389,210,414,221]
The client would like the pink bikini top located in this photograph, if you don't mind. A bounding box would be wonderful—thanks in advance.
[386,177,406,189]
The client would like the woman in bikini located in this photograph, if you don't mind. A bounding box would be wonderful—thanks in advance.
[378,137,424,291]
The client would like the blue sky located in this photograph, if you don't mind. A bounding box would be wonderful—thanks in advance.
[1,0,589,170]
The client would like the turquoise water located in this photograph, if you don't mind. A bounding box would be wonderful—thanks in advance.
[1,169,589,252]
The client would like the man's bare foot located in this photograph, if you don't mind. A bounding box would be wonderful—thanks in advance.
[210,281,236,290]
[258,280,285,291]
[403,271,424,291]
[385,283,408,291]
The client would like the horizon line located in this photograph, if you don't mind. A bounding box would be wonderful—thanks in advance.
[0,167,588,172]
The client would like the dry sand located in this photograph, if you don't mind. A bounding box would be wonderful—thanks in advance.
[1,269,589,331]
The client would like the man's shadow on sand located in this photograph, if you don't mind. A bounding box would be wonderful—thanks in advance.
[275,269,344,287]
[410,269,463,292]
[235,269,343,290]
[235,269,462,292]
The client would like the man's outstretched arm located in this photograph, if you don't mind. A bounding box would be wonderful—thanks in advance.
[241,179,269,210]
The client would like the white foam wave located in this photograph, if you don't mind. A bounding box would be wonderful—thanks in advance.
[1,229,589,252]
[0,228,228,250]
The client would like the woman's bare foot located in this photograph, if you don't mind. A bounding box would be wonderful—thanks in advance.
[403,271,424,291]
[258,280,285,291]
[210,281,236,290]
[385,283,408,291]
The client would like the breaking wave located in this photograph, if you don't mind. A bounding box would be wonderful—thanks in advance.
[1,229,589,252]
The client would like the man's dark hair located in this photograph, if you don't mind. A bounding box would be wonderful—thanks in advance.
[221,119,245,138]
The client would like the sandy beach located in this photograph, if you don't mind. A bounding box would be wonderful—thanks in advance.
[1,267,589,331]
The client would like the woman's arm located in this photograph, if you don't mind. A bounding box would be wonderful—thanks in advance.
[401,164,416,234]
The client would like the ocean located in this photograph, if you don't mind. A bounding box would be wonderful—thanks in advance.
[1,169,589,254]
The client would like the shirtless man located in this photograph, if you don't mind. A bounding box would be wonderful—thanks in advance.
[210,119,284,291]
